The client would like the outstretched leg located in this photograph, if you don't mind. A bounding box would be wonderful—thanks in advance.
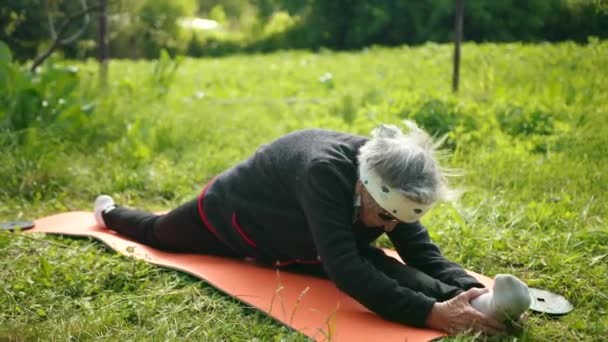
[94,195,236,257]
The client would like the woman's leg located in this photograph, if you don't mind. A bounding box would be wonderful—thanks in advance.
[102,198,237,257]
[278,247,463,302]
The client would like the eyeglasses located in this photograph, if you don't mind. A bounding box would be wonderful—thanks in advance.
[377,210,399,223]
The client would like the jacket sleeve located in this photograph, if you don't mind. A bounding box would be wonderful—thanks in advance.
[387,221,485,291]
[297,162,436,327]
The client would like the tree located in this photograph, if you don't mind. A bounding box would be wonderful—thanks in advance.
[30,1,102,72]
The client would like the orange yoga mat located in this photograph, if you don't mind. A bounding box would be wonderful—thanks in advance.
[30,212,493,341]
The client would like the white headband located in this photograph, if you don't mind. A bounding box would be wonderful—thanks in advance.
[359,162,432,223]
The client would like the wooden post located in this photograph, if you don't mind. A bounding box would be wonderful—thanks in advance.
[98,0,108,86]
[452,0,464,93]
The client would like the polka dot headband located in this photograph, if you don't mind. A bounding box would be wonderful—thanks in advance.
[359,162,432,223]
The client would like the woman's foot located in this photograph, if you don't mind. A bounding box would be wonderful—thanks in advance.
[470,274,531,323]
[94,195,116,228]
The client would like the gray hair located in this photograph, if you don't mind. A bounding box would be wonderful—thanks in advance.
[357,120,460,204]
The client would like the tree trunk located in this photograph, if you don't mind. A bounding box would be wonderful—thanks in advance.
[452,0,464,93]
[98,0,108,87]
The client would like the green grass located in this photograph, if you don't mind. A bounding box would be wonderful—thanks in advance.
[1,40,607,340]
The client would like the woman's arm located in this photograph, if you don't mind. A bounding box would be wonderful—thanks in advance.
[387,221,484,291]
[298,162,436,327]
[298,163,504,335]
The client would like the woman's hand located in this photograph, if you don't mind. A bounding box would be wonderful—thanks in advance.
[425,288,507,335]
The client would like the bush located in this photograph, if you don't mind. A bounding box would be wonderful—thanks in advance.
[0,41,96,142]
[400,98,484,149]
[496,105,555,136]
[185,31,247,57]
[0,40,103,199]
[138,0,197,57]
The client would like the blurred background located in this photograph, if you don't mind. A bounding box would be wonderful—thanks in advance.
[2,0,607,60]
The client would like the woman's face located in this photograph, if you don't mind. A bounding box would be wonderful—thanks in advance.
[357,181,401,232]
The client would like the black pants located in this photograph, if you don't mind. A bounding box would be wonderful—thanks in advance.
[279,254,461,302]
[103,198,237,257]
[104,199,461,302]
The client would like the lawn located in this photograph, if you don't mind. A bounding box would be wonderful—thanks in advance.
[1,39,606,340]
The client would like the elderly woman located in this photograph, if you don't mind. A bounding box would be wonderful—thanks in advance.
[94,121,528,335]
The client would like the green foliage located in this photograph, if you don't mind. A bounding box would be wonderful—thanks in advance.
[209,4,228,25]
[150,49,183,97]
[138,0,198,57]
[0,41,607,340]
[0,41,104,200]
[256,0,608,51]
[401,98,484,149]
[496,105,555,137]
[0,0,51,59]
[262,10,299,36]
[2,0,608,60]
[0,41,96,139]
